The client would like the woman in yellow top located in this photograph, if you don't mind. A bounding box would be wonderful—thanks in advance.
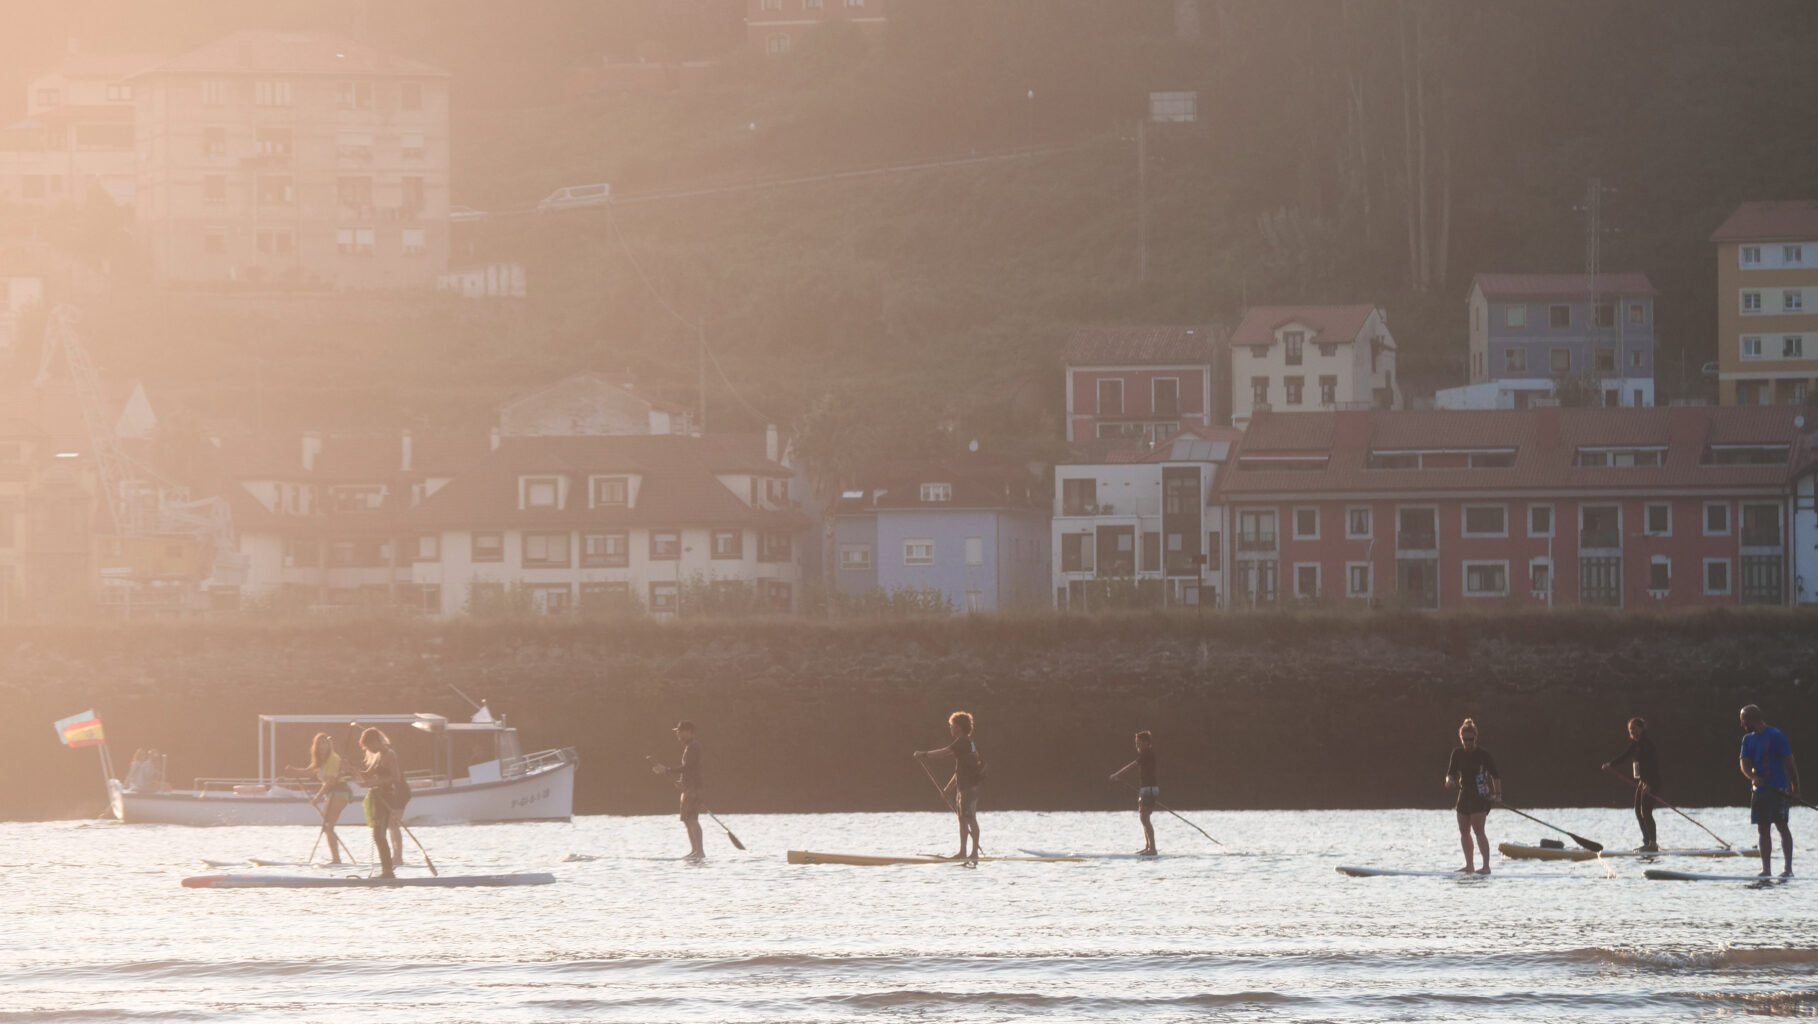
[288,733,352,865]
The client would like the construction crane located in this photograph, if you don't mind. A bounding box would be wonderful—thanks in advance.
[34,304,243,614]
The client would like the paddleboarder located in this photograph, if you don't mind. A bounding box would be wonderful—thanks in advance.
[356,727,410,879]
[287,733,352,865]
[1444,718,1501,875]
[1738,704,1799,878]
[1602,717,1662,852]
[650,721,705,860]
[1110,731,1159,856]
[915,711,984,862]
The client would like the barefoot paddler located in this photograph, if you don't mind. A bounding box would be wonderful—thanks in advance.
[650,720,705,860]
[1445,718,1500,875]
[1739,704,1799,878]
[914,711,984,862]
[1109,730,1159,856]
[1602,716,1661,852]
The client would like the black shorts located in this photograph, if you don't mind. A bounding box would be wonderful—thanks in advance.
[1752,788,1790,825]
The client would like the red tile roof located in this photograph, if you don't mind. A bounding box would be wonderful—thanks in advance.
[1229,305,1381,348]
[217,432,487,481]
[410,435,803,530]
[43,54,163,80]
[1472,273,1657,298]
[1063,325,1225,366]
[834,456,1045,512]
[1218,406,1811,498]
[135,31,446,79]
[1710,202,1818,243]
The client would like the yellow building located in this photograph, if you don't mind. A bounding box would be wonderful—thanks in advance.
[130,30,451,289]
[1712,202,1818,406]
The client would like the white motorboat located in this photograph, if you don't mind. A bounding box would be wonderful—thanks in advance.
[108,709,577,826]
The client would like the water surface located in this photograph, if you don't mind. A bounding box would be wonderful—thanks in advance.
[4,808,1813,1022]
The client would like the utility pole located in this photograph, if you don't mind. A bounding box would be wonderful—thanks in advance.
[697,319,707,435]
[1137,117,1149,287]
[1576,177,1616,404]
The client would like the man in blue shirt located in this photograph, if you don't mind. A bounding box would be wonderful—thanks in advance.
[1738,704,1800,878]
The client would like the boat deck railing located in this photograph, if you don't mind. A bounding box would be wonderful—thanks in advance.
[504,747,577,779]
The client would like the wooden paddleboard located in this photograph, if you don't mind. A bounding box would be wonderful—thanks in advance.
[1500,842,1755,861]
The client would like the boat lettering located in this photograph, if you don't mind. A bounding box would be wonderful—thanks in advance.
[510,788,551,809]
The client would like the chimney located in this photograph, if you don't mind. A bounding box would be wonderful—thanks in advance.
[765,423,779,463]
[489,426,501,451]
[400,428,413,472]
[301,431,322,472]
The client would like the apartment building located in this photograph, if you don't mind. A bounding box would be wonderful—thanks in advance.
[1712,202,1818,406]
[1448,273,1656,410]
[412,434,805,618]
[0,275,44,358]
[1217,406,1807,610]
[1064,324,1224,445]
[1229,304,1399,427]
[222,429,485,611]
[1052,426,1237,610]
[0,51,159,207]
[747,0,886,54]
[131,30,450,288]
[832,457,1050,613]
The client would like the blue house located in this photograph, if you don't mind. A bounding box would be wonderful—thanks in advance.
[1452,273,1657,409]
[831,457,1051,613]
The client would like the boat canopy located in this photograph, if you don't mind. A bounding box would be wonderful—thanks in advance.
[256,713,518,784]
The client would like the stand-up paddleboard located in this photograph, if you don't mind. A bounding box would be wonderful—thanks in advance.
[786,850,1081,866]
[1500,842,1753,861]
[1018,849,1171,860]
[1336,865,1570,879]
[1644,868,1792,882]
[182,872,556,889]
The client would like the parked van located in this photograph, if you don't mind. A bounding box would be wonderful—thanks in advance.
[536,183,611,212]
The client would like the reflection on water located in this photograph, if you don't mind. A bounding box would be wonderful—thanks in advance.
[4,809,1815,1022]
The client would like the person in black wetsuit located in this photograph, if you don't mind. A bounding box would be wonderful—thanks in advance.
[1602,716,1662,852]
[1444,718,1501,875]
[650,720,705,860]
[1110,730,1159,856]
[915,711,983,862]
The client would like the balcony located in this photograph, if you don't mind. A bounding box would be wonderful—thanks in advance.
[1579,528,1620,549]
[1742,528,1780,549]
[1236,534,1277,553]
[1396,530,1436,551]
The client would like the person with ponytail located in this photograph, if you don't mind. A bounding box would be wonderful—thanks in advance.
[1444,718,1501,875]
[286,733,351,864]
[356,727,411,878]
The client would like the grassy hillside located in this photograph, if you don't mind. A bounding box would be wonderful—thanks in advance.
[15,1,1818,448]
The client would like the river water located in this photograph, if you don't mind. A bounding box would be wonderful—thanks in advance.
[4,808,1814,1022]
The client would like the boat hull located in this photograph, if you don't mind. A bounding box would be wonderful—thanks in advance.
[109,753,576,826]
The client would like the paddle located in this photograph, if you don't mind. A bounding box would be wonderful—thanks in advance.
[1116,780,1227,850]
[376,793,438,877]
[643,756,745,851]
[705,811,747,852]
[1600,765,1733,850]
[915,755,981,860]
[1494,802,1602,853]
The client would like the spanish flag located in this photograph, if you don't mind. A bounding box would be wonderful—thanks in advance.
[53,709,105,749]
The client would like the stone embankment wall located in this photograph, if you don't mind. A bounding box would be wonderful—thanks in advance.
[6,611,1814,822]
